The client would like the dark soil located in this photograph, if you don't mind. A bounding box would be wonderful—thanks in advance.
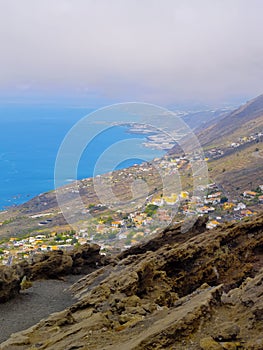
[0,275,82,344]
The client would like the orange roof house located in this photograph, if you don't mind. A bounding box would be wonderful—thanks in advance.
[243,191,257,197]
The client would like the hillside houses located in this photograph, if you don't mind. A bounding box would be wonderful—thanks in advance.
[243,190,258,198]
[204,129,263,161]
[234,202,246,211]
[1,151,263,266]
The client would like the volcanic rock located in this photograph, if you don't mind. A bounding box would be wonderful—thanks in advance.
[0,243,106,303]
[0,214,263,349]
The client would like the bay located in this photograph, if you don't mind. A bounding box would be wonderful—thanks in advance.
[0,104,164,209]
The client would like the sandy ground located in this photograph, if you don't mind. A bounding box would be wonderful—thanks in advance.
[0,275,82,344]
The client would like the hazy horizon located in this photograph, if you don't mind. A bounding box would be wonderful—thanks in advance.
[0,0,263,108]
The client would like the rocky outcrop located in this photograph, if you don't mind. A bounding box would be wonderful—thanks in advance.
[29,243,105,279]
[0,214,263,349]
[0,243,106,303]
[0,265,24,303]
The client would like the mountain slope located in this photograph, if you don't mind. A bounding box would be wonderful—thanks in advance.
[198,94,263,147]
[181,108,230,132]
[181,94,263,196]
[208,142,263,195]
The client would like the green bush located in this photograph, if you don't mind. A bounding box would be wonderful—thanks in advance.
[144,204,158,217]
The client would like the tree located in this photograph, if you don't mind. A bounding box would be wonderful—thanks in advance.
[54,234,64,242]
[255,186,262,194]
[71,237,78,244]
[220,196,228,204]
[144,204,158,217]
[104,216,113,224]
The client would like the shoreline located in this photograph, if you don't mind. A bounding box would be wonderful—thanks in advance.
[0,121,165,211]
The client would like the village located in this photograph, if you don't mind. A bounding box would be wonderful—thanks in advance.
[0,149,262,266]
[204,130,263,160]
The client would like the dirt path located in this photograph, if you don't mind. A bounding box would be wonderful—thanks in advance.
[0,275,82,344]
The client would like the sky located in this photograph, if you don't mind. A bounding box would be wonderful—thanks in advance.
[0,0,263,108]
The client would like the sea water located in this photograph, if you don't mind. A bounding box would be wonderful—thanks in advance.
[0,104,164,209]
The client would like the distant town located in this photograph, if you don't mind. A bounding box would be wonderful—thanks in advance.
[204,130,263,160]
[1,148,262,266]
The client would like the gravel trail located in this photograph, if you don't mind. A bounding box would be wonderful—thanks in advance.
[0,275,82,344]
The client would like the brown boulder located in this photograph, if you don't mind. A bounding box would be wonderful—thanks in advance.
[30,251,73,279]
[200,337,223,350]
[0,260,30,302]
[28,243,105,279]
[0,265,22,302]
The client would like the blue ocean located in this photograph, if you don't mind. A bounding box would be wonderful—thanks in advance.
[0,104,164,210]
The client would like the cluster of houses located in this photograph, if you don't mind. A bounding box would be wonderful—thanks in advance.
[88,180,263,245]
[0,231,85,266]
[243,188,263,203]
[205,130,263,160]
[1,151,263,265]
[231,132,263,148]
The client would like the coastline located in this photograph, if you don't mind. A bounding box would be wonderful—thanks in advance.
[0,123,165,211]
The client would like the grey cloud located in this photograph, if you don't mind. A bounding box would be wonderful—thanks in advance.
[0,0,263,104]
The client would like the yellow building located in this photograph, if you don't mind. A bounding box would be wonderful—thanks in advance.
[223,202,235,210]
[180,191,189,199]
